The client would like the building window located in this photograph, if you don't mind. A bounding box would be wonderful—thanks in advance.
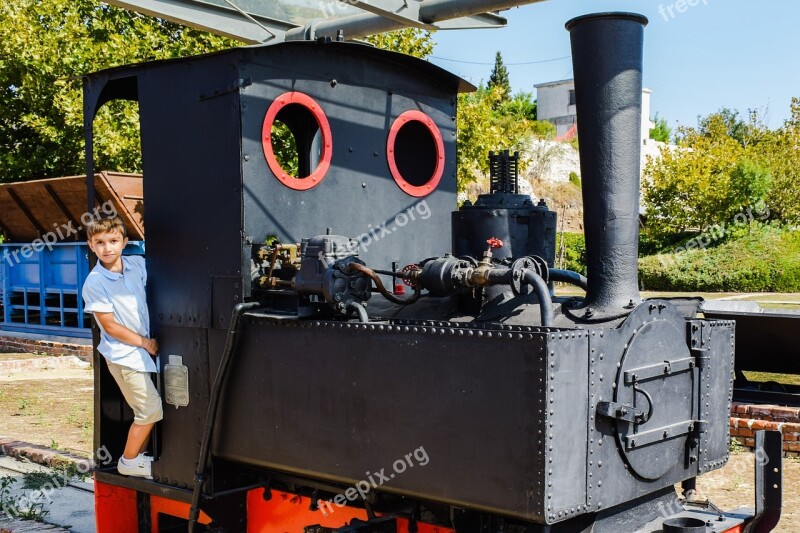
[568,90,576,106]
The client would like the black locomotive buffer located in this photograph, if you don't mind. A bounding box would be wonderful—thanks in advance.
[82,10,781,533]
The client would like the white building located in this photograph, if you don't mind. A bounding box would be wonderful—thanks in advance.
[534,79,654,142]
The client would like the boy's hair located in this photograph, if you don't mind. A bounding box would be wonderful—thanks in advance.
[86,216,127,239]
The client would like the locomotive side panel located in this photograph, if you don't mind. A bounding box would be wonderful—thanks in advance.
[239,44,460,273]
[215,317,552,522]
[137,52,245,332]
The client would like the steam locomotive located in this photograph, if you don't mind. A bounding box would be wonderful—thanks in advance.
[84,12,781,533]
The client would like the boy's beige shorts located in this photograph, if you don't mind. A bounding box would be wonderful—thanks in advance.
[106,360,164,425]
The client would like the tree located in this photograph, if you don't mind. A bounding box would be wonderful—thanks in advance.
[644,101,800,241]
[456,86,543,193]
[487,51,511,102]
[698,107,767,149]
[643,113,753,237]
[757,98,800,225]
[498,91,536,121]
[364,28,433,59]
[649,113,671,143]
[0,0,235,182]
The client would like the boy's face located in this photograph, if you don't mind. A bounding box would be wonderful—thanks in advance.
[88,229,128,268]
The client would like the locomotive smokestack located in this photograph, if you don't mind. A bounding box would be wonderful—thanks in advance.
[566,12,648,317]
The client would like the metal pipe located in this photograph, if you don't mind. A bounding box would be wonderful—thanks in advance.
[188,301,261,532]
[550,268,588,291]
[350,263,421,305]
[566,12,647,317]
[287,0,549,40]
[522,270,553,327]
[418,0,548,23]
[345,301,370,323]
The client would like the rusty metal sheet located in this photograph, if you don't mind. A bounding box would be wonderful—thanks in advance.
[0,172,144,242]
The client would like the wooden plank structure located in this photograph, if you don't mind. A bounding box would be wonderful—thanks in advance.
[0,172,144,242]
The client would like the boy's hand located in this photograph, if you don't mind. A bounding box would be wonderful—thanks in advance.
[142,337,159,356]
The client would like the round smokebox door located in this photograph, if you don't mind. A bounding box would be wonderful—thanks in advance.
[613,318,695,480]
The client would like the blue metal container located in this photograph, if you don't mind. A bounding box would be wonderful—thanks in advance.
[0,241,144,337]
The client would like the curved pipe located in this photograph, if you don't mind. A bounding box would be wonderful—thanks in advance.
[550,269,588,291]
[522,270,553,327]
[349,263,421,306]
[188,301,262,532]
[345,301,369,323]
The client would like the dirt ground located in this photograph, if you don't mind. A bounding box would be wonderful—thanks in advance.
[698,450,800,531]
[0,357,93,457]
[0,352,799,530]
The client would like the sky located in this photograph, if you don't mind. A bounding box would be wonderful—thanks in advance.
[428,0,800,130]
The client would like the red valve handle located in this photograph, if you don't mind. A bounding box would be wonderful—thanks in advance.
[486,238,504,249]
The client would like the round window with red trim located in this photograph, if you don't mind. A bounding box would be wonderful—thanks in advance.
[262,92,332,191]
[387,110,444,197]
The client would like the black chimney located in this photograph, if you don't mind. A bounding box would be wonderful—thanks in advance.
[566,12,648,318]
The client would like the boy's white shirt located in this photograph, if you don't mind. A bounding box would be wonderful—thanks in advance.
[82,255,158,373]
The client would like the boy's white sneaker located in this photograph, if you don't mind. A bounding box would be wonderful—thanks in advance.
[118,454,153,479]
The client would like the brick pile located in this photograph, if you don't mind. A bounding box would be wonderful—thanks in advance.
[730,402,800,457]
[0,336,91,364]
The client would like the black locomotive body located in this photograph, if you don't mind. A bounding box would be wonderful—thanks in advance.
[84,12,778,533]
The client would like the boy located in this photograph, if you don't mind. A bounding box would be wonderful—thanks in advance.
[82,216,161,479]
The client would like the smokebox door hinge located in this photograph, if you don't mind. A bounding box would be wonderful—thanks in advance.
[688,320,712,365]
[596,401,646,424]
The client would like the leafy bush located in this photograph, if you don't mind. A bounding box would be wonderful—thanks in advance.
[568,171,581,188]
[639,226,800,292]
[556,232,586,275]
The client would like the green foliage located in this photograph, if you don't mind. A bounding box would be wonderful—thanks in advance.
[644,100,800,245]
[530,120,556,139]
[364,28,433,59]
[649,113,671,143]
[0,0,235,182]
[639,225,800,292]
[487,51,511,102]
[497,91,536,121]
[0,474,50,521]
[757,98,800,225]
[456,86,540,193]
[568,171,581,188]
[729,159,772,209]
[698,107,767,148]
[556,232,587,275]
[644,113,765,240]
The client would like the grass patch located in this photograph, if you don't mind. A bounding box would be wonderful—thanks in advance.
[742,371,800,387]
[639,227,800,292]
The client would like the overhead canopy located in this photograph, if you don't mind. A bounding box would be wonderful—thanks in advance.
[0,172,144,242]
[105,0,548,43]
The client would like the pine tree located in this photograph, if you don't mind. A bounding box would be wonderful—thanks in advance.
[488,51,511,102]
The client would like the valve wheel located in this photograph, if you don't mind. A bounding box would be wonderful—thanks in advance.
[401,264,421,288]
[486,237,504,249]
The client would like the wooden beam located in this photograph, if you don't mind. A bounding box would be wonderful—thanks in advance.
[44,184,81,241]
[6,188,46,237]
